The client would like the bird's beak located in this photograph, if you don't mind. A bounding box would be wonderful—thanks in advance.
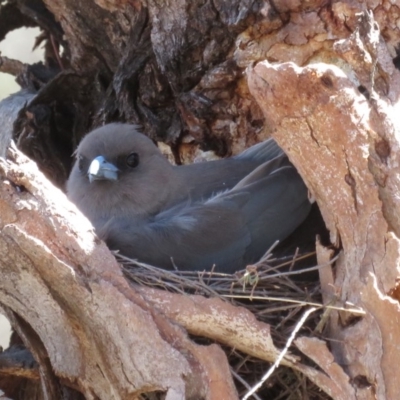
[88,155,119,183]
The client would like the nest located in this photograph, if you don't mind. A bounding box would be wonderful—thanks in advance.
[120,244,336,400]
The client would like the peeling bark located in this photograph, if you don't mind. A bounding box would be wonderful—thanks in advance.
[248,11,400,400]
[0,146,241,399]
[1,1,400,399]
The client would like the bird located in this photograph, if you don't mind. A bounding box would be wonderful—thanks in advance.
[67,123,311,273]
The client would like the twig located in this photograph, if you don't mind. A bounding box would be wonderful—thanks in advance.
[289,247,300,271]
[242,307,317,400]
[0,55,26,76]
[50,34,64,70]
[118,250,333,398]
[223,294,365,315]
[231,369,262,400]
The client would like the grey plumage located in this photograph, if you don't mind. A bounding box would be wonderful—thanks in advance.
[67,123,311,272]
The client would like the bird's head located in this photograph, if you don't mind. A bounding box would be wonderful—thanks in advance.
[67,123,173,225]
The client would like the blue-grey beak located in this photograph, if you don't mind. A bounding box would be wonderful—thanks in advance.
[88,155,119,183]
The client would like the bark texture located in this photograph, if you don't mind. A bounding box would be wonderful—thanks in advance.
[0,0,400,399]
[0,146,238,399]
[248,10,400,400]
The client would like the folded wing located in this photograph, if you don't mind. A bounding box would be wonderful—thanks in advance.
[99,155,311,272]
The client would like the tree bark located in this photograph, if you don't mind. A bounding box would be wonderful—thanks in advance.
[247,10,400,399]
[0,146,239,399]
[1,1,400,399]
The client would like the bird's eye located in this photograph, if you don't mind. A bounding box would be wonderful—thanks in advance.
[126,152,139,168]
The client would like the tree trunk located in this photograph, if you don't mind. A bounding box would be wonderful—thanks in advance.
[1,1,400,399]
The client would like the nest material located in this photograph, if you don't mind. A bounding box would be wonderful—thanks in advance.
[120,245,335,400]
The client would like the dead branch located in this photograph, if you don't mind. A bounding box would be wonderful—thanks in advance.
[247,11,400,400]
[0,145,237,399]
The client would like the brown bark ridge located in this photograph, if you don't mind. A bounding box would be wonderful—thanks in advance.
[248,10,400,400]
[1,0,400,399]
[0,145,239,399]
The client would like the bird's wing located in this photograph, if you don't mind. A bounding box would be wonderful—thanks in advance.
[234,137,284,163]
[228,163,311,264]
[99,193,252,272]
[99,157,310,273]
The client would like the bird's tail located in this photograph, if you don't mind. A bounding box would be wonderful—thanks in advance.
[234,138,283,163]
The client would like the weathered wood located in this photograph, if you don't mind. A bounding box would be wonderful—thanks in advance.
[1,1,400,399]
[248,10,400,400]
[0,146,240,399]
